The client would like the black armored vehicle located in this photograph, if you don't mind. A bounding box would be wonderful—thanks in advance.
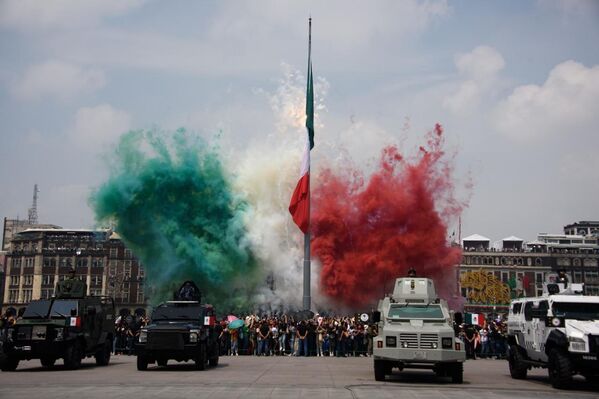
[0,271,115,371]
[135,281,219,370]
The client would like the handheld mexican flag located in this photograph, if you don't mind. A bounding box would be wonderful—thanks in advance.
[465,313,486,327]
[288,20,314,233]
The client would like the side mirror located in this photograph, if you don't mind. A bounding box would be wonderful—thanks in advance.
[372,311,381,323]
[70,308,77,317]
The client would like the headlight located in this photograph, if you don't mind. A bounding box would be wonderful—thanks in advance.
[442,337,453,348]
[54,328,64,341]
[432,342,438,349]
[139,329,147,343]
[551,317,561,327]
[569,336,586,352]
[385,336,396,347]
[189,329,199,343]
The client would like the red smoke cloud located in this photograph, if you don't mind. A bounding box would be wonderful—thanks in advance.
[312,124,465,309]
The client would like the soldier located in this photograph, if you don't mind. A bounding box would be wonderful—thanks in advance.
[55,269,87,298]
[407,267,417,277]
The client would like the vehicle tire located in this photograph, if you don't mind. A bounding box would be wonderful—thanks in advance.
[451,362,463,384]
[1,357,19,371]
[157,359,167,367]
[40,357,56,368]
[548,349,572,389]
[195,344,207,370]
[95,341,111,366]
[508,345,528,379]
[374,359,389,381]
[137,354,148,371]
[63,343,82,370]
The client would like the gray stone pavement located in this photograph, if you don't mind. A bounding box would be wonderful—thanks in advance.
[0,355,597,398]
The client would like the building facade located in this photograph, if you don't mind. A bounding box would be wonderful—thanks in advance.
[459,221,599,318]
[2,228,147,314]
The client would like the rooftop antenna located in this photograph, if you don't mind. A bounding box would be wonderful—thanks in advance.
[28,184,39,225]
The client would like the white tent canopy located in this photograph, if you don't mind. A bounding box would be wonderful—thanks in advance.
[502,236,523,242]
[462,234,490,242]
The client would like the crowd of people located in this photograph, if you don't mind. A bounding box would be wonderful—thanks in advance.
[215,314,379,357]
[458,319,509,360]
[113,313,149,355]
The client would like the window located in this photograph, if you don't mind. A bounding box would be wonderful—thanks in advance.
[524,302,534,321]
[48,243,56,250]
[109,248,118,258]
[124,260,132,276]
[12,258,21,268]
[92,258,104,268]
[137,290,145,304]
[41,289,53,299]
[25,257,34,268]
[138,266,145,278]
[76,258,88,268]
[23,275,33,286]
[9,290,19,303]
[22,289,32,303]
[42,275,54,285]
[91,275,103,286]
[90,289,102,296]
[124,249,132,258]
[511,303,522,314]
[9,275,20,286]
[535,258,542,266]
[535,272,544,284]
[43,258,57,268]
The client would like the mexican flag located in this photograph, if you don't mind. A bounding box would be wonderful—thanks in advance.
[465,313,486,326]
[288,43,314,234]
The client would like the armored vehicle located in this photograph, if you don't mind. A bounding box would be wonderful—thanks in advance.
[372,277,466,382]
[135,281,219,370]
[507,280,599,389]
[0,273,115,371]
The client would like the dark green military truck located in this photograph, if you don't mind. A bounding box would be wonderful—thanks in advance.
[0,272,115,371]
[135,281,219,370]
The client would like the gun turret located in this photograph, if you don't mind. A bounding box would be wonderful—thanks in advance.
[391,278,438,304]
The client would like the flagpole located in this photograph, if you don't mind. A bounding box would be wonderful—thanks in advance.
[302,17,312,312]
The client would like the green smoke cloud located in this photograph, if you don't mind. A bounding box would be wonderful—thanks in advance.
[91,128,260,312]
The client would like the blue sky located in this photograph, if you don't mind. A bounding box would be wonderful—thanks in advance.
[1,0,598,243]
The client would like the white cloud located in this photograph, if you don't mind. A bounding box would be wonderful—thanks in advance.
[0,0,145,32]
[443,46,505,113]
[13,60,106,101]
[493,60,599,141]
[69,104,132,150]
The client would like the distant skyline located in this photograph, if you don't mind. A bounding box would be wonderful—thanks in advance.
[1,0,598,242]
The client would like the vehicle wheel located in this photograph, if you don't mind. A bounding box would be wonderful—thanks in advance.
[157,359,167,367]
[1,357,19,371]
[63,343,82,370]
[195,344,207,370]
[40,357,56,368]
[508,345,528,379]
[137,354,148,371]
[95,341,111,366]
[451,362,463,384]
[549,349,572,389]
[374,359,389,381]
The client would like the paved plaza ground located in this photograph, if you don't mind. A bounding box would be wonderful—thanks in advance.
[1,355,598,398]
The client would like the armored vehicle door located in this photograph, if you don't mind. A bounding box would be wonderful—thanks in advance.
[82,299,103,345]
[532,300,549,361]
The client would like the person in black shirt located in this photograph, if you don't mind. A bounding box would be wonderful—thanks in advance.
[296,321,308,356]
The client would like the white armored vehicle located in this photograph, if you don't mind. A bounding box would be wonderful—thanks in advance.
[507,281,599,389]
[372,277,466,382]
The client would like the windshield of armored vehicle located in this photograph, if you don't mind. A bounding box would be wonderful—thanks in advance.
[552,302,599,321]
[151,304,204,321]
[23,300,52,319]
[50,300,79,318]
[388,304,444,319]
